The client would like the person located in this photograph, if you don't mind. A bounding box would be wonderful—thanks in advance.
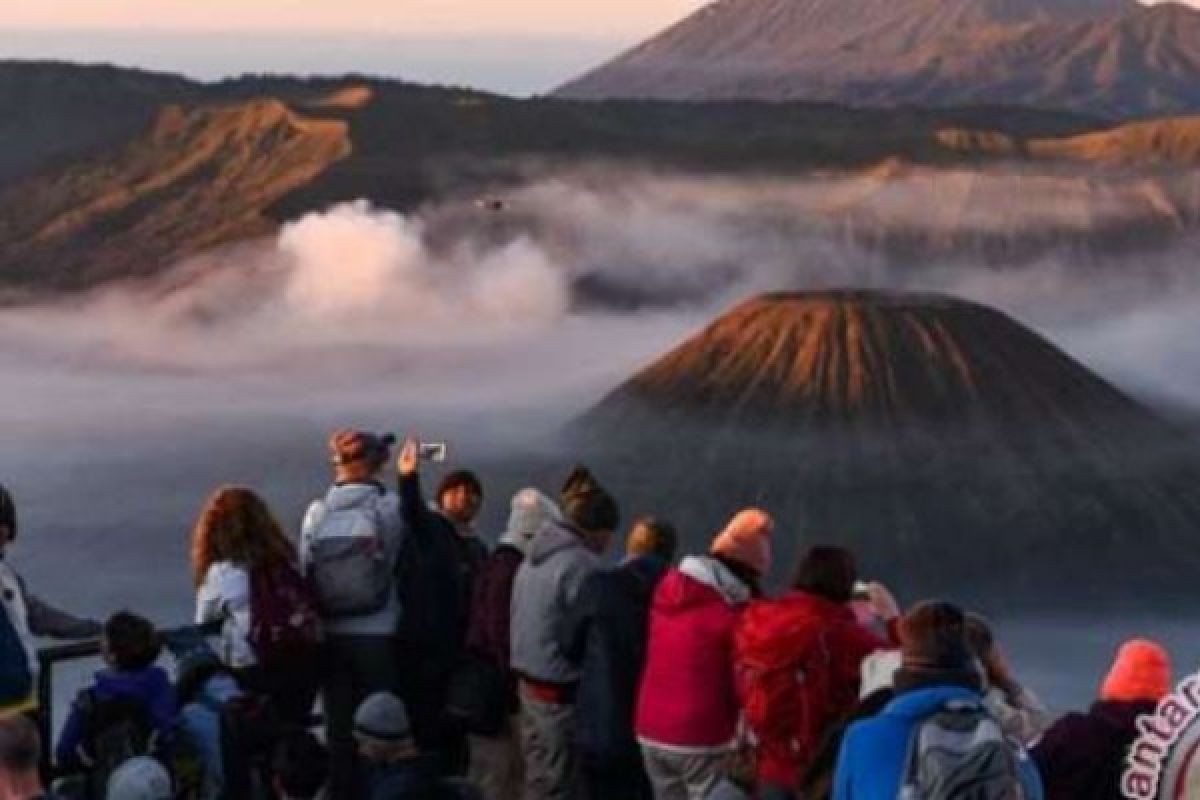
[105,756,172,800]
[395,442,483,769]
[272,729,330,800]
[0,714,54,800]
[354,692,479,800]
[192,485,319,723]
[437,470,489,587]
[1032,639,1172,800]
[0,484,102,715]
[965,612,1051,745]
[301,430,406,799]
[56,612,175,772]
[832,601,1043,800]
[733,546,899,800]
[562,516,679,800]
[463,489,561,800]
[798,650,903,800]
[510,467,619,800]
[635,509,774,800]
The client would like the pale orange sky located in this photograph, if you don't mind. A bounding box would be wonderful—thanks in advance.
[2,0,710,37]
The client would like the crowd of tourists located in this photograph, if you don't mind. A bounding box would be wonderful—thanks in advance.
[0,430,1182,799]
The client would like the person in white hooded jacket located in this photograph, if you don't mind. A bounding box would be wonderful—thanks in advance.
[464,488,562,800]
[0,484,102,715]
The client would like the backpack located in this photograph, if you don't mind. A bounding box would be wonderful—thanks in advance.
[734,602,833,768]
[0,603,32,708]
[306,493,393,618]
[72,690,159,799]
[248,561,322,666]
[898,700,1025,800]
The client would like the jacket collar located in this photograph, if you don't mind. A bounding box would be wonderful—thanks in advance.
[679,555,752,606]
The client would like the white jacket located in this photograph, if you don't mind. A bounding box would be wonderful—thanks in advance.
[0,562,36,678]
[195,561,255,668]
[300,483,404,636]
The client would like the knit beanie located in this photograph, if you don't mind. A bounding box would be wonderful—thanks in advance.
[860,649,903,699]
[710,509,773,576]
[1101,639,1172,703]
[899,601,972,672]
[106,757,172,800]
[329,430,395,469]
[0,485,15,541]
[501,489,561,554]
[354,692,412,742]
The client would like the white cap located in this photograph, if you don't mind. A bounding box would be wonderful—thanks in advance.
[107,756,172,800]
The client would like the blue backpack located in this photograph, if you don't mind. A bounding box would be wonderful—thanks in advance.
[0,602,33,707]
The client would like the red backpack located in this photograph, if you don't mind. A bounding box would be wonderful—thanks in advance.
[249,562,322,666]
[734,599,833,774]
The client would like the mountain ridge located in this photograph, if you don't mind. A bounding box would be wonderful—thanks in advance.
[557,0,1200,118]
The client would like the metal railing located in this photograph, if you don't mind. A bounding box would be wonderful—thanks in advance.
[35,623,217,778]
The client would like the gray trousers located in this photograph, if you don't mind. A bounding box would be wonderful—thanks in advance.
[469,715,524,800]
[518,684,578,800]
[639,744,731,800]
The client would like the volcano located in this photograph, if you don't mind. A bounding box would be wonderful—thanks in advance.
[576,291,1200,607]
[557,0,1200,119]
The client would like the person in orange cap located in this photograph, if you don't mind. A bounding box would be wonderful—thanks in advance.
[1033,638,1173,800]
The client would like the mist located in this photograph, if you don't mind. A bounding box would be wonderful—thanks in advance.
[5,162,1200,710]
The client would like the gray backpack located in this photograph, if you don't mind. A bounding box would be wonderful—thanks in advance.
[306,493,393,618]
[898,700,1025,800]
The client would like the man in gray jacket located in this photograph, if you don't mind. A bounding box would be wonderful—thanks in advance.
[510,469,619,800]
[301,430,405,799]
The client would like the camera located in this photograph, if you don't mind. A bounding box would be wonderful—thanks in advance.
[852,580,872,601]
[418,442,448,462]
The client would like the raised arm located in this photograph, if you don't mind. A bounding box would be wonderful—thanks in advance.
[396,438,441,547]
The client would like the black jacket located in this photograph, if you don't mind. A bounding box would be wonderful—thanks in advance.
[1032,699,1157,800]
[397,473,475,669]
[561,555,669,764]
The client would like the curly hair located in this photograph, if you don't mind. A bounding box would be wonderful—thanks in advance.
[191,486,295,587]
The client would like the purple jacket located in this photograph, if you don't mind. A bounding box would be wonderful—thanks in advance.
[1032,699,1156,800]
[466,544,524,671]
[56,666,176,765]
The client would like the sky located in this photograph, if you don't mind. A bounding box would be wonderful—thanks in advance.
[0,0,708,95]
[0,0,709,37]
[0,0,1195,95]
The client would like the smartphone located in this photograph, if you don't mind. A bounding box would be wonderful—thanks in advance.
[418,442,448,462]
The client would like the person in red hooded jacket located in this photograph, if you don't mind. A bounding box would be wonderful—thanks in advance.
[635,509,773,800]
[734,546,900,800]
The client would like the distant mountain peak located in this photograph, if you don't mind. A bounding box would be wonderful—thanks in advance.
[557,0,1200,118]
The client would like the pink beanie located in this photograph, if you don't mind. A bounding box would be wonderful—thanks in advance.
[1101,639,1172,703]
[710,508,774,575]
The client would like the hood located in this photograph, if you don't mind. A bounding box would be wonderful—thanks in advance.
[326,482,386,512]
[500,489,562,556]
[881,685,982,720]
[94,666,172,701]
[655,555,751,614]
[527,517,588,566]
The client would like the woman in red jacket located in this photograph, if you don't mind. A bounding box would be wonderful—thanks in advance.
[734,546,899,800]
[635,509,773,800]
